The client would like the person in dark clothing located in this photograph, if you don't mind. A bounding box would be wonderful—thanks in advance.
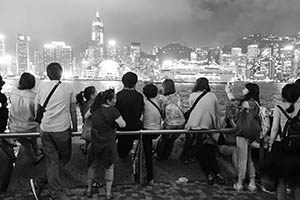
[116,72,144,158]
[0,75,8,133]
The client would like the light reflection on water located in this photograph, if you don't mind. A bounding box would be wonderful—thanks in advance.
[3,79,285,114]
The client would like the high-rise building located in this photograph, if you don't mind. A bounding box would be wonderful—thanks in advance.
[92,10,104,45]
[43,41,73,74]
[33,50,44,76]
[130,42,141,63]
[0,34,5,57]
[16,34,30,74]
[247,44,260,58]
[231,47,242,57]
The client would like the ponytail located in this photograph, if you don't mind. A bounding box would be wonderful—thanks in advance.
[76,91,84,107]
[91,92,103,113]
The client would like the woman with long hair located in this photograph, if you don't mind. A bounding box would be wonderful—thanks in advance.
[233,83,260,191]
[76,86,96,154]
[9,72,44,164]
[85,89,125,199]
[156,79,185,160]
[184,77,225,185]
[265,83,300,200]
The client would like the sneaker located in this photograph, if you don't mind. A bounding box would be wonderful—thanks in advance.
[233,182,243,191]
[30,178,41,200]
[247,184,257,192]
[215,173,225,185]
[260,185,276,195]
[207,174,214,185]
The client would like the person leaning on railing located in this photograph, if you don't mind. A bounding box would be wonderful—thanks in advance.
[8,72,45,164]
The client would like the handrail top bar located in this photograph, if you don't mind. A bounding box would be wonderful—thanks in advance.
[0,128,236,139]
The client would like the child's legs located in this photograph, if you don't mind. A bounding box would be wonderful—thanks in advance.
[104,164,114,196]
[236,136,248,183]
[87,161,98,191]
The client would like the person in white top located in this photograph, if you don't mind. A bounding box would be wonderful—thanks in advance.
[30,62,78,200]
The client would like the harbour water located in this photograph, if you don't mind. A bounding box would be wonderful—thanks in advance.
[2,79,286,114]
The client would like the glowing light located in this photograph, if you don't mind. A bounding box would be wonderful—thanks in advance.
[0,34,4,40]
[282,45,294,51]
[162,60,173,66]
[108,40,116,46]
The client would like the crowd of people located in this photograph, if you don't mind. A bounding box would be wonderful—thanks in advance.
[0,62,300,200]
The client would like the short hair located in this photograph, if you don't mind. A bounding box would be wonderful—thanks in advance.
[192,77,211,93]
[122,72,138,88]
[282,83,300,113]
[295,78,300,87]
[47,62,63,80]
[162,79,176,96]
[143,84,158,99]
[18,72,35,90]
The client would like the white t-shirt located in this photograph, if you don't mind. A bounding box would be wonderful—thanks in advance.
[35,80,76,132]
[143,97,162,130]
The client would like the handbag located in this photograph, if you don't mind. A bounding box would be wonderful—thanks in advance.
[184,92,207,121]
[35,81,61,124]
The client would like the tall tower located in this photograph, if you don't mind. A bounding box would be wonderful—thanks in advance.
[16,34,30,74]
[91,10,104,45]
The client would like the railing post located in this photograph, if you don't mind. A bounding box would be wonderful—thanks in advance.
[139,130,143,188]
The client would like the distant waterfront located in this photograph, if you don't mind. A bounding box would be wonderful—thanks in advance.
[3,79,286,113]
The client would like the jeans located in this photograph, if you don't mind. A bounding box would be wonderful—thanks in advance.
[37,129,72,197]
[236,136,256,181]
[142,135,153,181]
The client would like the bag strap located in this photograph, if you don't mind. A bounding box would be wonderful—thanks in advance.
[277,105,291,120]
[147,98,164,119]
[189,91,207,113]
[41,81,61,109]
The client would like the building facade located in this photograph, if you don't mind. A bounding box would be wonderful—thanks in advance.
[16,34,30,75]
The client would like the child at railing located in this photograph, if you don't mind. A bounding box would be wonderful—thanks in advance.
[76,86,96,155]
[84,89,126,199]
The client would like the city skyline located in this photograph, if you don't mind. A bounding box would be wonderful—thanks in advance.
[1,0,300,55]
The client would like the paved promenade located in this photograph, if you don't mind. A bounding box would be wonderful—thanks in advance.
[1,180,279,200]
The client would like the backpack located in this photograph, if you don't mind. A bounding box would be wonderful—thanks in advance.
[277,105,300,154]
[236,100,261,140]
[258,105,271,138]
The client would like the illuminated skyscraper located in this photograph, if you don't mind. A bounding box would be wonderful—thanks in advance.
[43,41,73,74]
[130,42,141,63]
[33,50,44,76]
[0,34,5,57]
[92,10,104,45]
[16,34,30,74]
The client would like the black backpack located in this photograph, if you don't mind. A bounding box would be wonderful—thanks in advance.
[277,105,300,154]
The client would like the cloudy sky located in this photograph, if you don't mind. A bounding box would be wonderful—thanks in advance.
[1,0,300,54]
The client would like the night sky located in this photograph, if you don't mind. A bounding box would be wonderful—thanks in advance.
[1,0,300,55]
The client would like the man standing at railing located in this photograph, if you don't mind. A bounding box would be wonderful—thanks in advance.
[30,62,78,200]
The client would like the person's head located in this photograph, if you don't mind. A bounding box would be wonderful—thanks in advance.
[76,86,96,107]
[0,93,7,108]
[18,72,35,90]
[143,83,158,99]
[295,78,300,88]
[242,83,260,104]
[122,72,138,88]
[161,79,176,96]
[91,88,116,112]
[281,83,300,113]
[0,75,5,90]
[46,62,63,80]
[192,77,210,93]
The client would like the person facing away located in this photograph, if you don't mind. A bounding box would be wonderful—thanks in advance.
[116,72,144,158]
[265,83,300,200]
[183,77,225,185]
[76,86,96,154]
[9,72,44,164]
[140,83,163,184]
[30,62,78,200]
[84,89,125,199]
[0,75,8,134]
[233,83,259,192]
[155,79,185,160]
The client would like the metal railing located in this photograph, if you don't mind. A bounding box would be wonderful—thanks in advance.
[0,128,243,187]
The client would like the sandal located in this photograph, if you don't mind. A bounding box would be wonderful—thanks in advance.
[92,182,102,188]
[106,194,114,200]
[80,144,87,155]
